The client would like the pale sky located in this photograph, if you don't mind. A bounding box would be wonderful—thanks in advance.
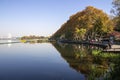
[0,0,113,37]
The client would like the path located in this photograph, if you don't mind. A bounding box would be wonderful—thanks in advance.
[112,45,120,49]
[103,45,120,53]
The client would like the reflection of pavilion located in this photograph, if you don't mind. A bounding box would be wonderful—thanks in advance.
[7,33,12,43]
[7,33,12,47]
[0,33,19,47]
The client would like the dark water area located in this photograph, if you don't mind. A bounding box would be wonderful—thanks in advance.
[0,41,117,80]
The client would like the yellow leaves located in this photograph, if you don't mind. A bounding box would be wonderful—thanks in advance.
[76,27,80,33]
[20,40,26,43]
[76,28,86,37]
[52,6,114,40]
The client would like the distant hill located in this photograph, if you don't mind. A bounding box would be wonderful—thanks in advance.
[51,6,113,40]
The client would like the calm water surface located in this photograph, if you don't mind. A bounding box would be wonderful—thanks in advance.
[0,42,85,80]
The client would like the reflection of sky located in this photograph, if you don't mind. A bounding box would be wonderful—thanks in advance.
[0,0,113,37]
[0,43,84,80]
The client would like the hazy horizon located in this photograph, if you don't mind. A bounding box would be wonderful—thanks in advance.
[0,0,113,37]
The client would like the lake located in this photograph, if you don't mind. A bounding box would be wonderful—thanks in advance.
[0,40,115,80]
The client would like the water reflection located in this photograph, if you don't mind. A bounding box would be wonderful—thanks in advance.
[7,40,12,47]
[52,42,110,80]
[0,40,118,80]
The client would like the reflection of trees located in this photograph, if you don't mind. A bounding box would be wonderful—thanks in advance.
[52,42,109,80]
[105,56,120,80]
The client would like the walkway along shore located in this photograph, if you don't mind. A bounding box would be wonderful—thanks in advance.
[59,40,108,48]
[59,40,120,53]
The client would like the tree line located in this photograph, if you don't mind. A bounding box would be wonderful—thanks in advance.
[21,35,47,40]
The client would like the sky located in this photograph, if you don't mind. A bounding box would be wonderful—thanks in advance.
[0,0,113,37]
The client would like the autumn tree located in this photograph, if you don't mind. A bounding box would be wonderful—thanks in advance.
[92,17,113,39]
[77,6,113,39]
[52,6,113,40]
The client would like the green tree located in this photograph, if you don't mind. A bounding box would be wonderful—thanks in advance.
[112,0,120,31]
[112,0,120,16]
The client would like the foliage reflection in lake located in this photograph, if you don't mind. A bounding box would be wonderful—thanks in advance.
[0,41,120,80]
[52,42,120,80]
